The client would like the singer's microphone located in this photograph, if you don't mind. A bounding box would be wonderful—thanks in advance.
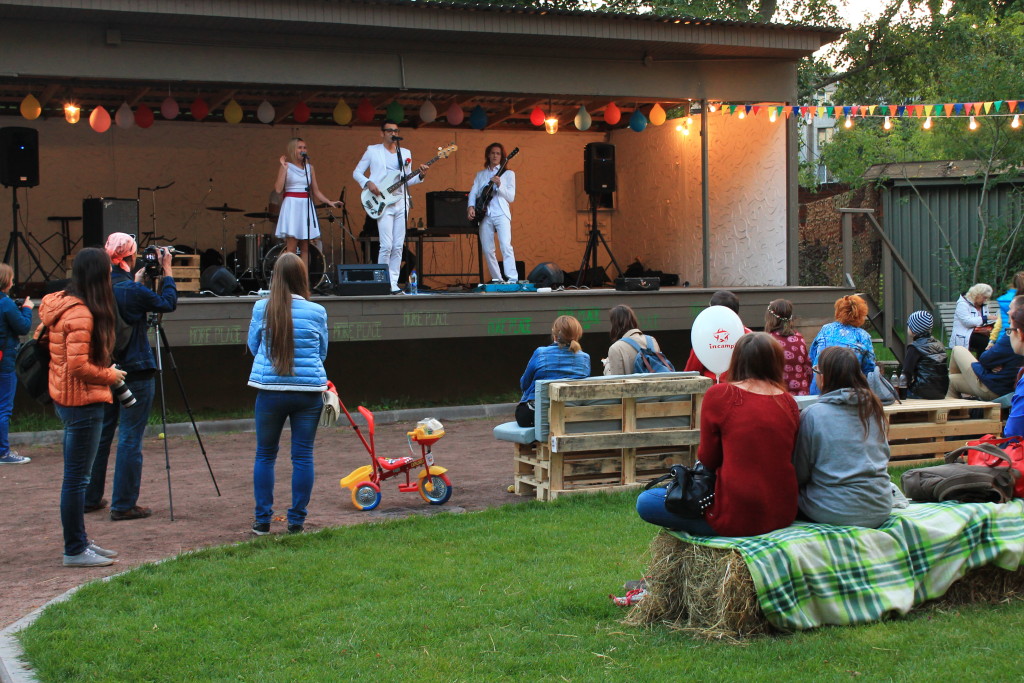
[391,136,404,141]
[301,151,310,159]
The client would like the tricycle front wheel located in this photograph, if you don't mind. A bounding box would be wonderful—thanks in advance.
[352,482,382,511]
[419,473,453,505]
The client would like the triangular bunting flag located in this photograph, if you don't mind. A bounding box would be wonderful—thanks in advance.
[935,104,944,116]
[868,105,878,115]
[784,107,792,118]
[954,103,964,115]
[1009,100,1019,113]
[744,104,752,114]
[753,105,762,115]
[729,105,736,115]
[896,105,906,117]
[994,100,1004,113]
[983,102,993,114]
[826,106,835,118]
[945,103,956,117]
[851,105,860,116]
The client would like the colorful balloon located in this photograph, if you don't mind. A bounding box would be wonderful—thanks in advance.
[574,105,592,131]
[224,99,243,124]
[629,109,648,132]
[604,102,621,125]
[89,106,111,133]
[160,96,179,120]
[690,306,746,377]
[530,106,545,127]
[356,98,375,124]
[446,102,464,126]
[115,102,134,128]
[419,99,437,124]
[649,103,666,126]
[386,101,404,123]
[469,105,487,130]
[293,101,310,124]
[257,100,275,124]
[19,94,41,120]
[190,98,209,121]
[333,99,352,125]
[134,104,155,128]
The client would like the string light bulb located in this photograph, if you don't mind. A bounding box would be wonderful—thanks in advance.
[969,115,978,131]
[686,115,693,126]
[544,116,558,134]
[769,109,777,123]
[844,115,853,129]
[923,116,932,130]
[707,103,717,113]
[1013,114,1021,129]
[63,102,81,124]
[738,109,746,119]
[883,116,892,130]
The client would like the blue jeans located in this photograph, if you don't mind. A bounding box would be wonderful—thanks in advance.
[86,376,156,511]
[253,390,320,526]
[56,402,107,556]
[0,370,16,455]
[636,488,717,536]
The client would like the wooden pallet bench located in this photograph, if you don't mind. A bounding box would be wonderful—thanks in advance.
[495,373,712,501]
[885,397,1002,465]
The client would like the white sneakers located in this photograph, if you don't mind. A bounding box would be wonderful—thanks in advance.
[63,541,119,567]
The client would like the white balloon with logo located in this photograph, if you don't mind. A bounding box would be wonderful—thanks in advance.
[690,305,746,380]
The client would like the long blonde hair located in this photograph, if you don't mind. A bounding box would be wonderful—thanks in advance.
[285,137,305,166]
[265,253,310,375]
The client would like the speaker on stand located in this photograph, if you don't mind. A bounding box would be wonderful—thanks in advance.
[1,126,46,285]
[576,143,622,288]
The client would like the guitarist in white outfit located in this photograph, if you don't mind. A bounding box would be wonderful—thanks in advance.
[352,120,428,294]
[468,143,517,283]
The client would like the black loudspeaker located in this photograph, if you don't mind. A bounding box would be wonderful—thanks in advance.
[426,191,474,234]
[499,260,525,282]
[0,127,39,188]
[527,262,564,287]
[334,264,391,296]
[82,198,139,247]
[200,266,241,296]
[584,142,615,195]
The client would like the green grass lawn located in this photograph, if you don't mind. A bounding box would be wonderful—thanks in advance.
[17,490,1024,681]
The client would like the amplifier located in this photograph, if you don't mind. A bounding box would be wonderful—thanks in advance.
[82,198,138,247]
[426,191,474,234]
[333,264,391,296]
[614,277,661,292]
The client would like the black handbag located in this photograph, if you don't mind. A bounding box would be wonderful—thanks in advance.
[644,462,716,518]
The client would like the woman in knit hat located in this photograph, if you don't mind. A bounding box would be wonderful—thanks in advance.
[903,310,948,400]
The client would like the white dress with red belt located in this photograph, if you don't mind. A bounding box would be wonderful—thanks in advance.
[276,162,320,240]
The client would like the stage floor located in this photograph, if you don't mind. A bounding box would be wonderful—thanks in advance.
[163,285,853,349]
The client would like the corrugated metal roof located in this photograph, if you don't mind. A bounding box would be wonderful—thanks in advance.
[864,160,1024,182]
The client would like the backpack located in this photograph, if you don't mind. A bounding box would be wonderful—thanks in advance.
[900,444,1019,503]
[621,335,675,374]
[15,325,52,405]
[112,280,135,361]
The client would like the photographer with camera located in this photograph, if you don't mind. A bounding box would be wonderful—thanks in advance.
[84,233,177,521]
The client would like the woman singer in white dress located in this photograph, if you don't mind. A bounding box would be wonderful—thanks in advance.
[274,138,342,269]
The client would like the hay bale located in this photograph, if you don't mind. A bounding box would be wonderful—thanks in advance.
[623,531,774,639]
[625,531,1024,640]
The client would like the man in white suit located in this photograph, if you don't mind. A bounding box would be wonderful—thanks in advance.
[467,142,517,283]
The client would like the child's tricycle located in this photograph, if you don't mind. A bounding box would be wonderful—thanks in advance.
[338,402,452,511]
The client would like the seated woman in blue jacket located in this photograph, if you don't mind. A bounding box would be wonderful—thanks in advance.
[248,253,328,535]
[948,295,1024,401]
[1002,306,1024,438]
[515,315,591,427]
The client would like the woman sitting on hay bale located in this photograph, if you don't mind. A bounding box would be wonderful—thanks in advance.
[793,346,894,528]
[636,332,800,536]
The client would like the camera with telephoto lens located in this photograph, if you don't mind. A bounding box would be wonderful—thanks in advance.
[112,368,136,408]
[141,245,176,278]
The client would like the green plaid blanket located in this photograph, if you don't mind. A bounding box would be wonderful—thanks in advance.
[669,501,1024,631]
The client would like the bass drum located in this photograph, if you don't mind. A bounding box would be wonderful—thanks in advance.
[262,243,326,289]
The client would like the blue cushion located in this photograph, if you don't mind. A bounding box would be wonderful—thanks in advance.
[494,421,537,445]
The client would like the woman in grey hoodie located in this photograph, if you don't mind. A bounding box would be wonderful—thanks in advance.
[793,346,893,528]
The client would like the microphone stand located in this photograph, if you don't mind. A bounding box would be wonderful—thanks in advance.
[393,138,410,291]
[302,155,315,270]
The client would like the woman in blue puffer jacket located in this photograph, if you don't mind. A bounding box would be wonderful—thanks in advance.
[247,253,328,535]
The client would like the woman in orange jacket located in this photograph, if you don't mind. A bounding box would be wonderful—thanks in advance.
[36,248,127,567]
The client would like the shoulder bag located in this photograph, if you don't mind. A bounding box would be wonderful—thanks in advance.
[644,462,715,518]
[900,444,1019,503]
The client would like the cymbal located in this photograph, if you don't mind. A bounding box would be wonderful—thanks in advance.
[244,212,276,219]
[207,203,244,212]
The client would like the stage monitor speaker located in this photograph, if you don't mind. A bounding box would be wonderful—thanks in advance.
[426,191,474,234]
[200,266,241,296]
[82,198,139,247]
[0,127,39,188]
[583,142,615,195]
[334,264,391,296]
[527,262,564,287]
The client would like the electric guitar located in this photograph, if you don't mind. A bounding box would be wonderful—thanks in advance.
[360,144,457,219]
[471,147,519,228]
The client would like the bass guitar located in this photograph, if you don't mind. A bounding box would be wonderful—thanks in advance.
[360,144,457,220]
[470,147,519,228]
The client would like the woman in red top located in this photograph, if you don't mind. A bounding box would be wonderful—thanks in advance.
[637,332,800,536]
[765,298,812,396]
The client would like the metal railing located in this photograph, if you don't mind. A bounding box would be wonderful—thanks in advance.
[839,207,936,363]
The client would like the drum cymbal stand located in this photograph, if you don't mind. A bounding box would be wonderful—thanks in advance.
[180,178,214,253]
[137,181,177,248]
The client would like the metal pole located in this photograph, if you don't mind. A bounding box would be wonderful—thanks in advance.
[700,99,710,288]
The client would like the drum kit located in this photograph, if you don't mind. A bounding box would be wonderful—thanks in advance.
[204,198,336,292]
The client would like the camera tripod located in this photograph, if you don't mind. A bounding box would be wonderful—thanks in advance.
[148,309,220,521]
